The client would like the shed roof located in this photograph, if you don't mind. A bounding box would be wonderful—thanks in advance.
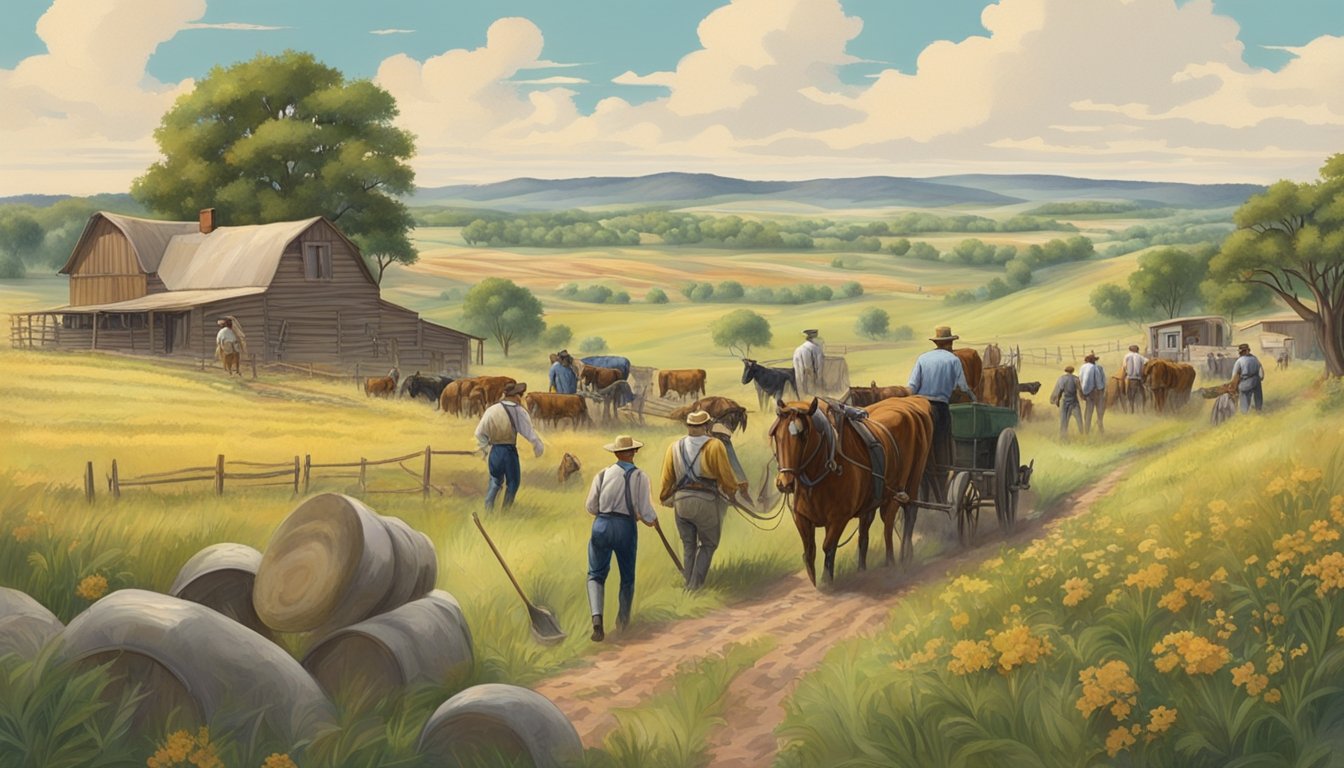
[44,287,267,313]
[1237,314,1310,331]
[157,218,322,290]
[59,213,199,275]
[1145,315,1228,329]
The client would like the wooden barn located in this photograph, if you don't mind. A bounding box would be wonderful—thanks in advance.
[8,210,482,374]
[1146,315,1231,361]
[1238,314,1323,360]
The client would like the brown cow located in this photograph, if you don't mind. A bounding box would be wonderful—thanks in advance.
[1172,363,1197,409]
[468,376,518,415]
[977,365,1019,408]
[581,366,623,392]
[844,381,911,407]
[983,343,1002,368]
[524,392,591,428]
[1018,397,1034,421]
[438,377,479,416]
[949,348,983,403]
[658,369,707,400]
[1143,359,1196,413]
[364,367,400,398]
[668,396,748,432]
[557,452,582,484]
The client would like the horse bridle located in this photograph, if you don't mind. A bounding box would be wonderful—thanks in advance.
[770,407,839,491]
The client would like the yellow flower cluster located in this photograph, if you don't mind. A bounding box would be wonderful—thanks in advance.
[10,509,50,543]
[1207,609,1237,641]
[1076,660,1139,720]
[1158,576,1215,613]
[1106,725,1137,757]
[1147,706,1177,736]
[1332,495,1344,525]
[261,755,298,768]
[947,639,993,675]
[1265,466,1323,498]
[990,624,1054,672]
[1310,519,1340,544]
[1062,577,1092,607]
[146,728,222,768]
[892,638,944,672]
[1153,632,1231,675]
[950,612,970,631]
[1231,662,1269,697]
[1269,530,1315,578]
[1303,552,1344,597]
[75,574,108,601]
[1125,563,1168,590]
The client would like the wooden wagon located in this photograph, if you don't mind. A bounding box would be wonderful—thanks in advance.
[915,403,1033,544]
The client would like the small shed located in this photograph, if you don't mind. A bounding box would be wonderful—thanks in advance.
[1146,316,1230,361]
[1238,314,1322,360]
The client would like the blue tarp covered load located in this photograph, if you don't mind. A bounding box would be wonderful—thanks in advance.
[580,356,630,379]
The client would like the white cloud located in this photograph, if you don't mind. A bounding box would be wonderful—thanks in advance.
[512,76,588,85]
[612,70,675,87]
[183,22,285,31]
[370,28,415,35]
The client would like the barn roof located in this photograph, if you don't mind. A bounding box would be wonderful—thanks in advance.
[59,213,199,275]
[1237,314,1309,331]
[1144,315,1228,329]
[47,287,267,313]
[157,218,322,290]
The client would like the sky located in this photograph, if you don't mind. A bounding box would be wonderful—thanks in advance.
[0,0,1342,195]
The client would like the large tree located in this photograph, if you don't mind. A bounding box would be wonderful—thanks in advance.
[132,51,417,283]
[1128,247,1206,319]
[1212,154,1344,376]
[462,278,546,357]
[711,309,772,356]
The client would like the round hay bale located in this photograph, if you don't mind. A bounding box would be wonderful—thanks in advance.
[375,516,437,615]
[410,528,438,597]
[168,543,272,640]
[418,683,582,768]
[253,493,395,633]
[303,590,472,699]
[59,589,332,743]
[0,587,63,662]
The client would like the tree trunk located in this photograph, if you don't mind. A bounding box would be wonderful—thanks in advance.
[1320,313,1344,377]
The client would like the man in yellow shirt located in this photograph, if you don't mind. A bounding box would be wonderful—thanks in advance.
[659,411,741,590]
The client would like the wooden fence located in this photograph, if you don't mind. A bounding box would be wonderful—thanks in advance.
[87,445,480,503]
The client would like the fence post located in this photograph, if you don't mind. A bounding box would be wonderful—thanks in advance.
[84,461,94,504]
[1056,346,1062,363]
[355,362,361,391]
[422,445,432,498]
[250,353,257,380]
[111,459,120,500]
[309,362,314,378]
[215,454,225,496]
[293,455,300,495]
[359,458,367,492]
[303,454,311,493]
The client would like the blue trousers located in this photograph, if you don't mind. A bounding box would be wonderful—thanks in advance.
[1239,383,1263,413]
[588,515,637,623]
[484,445,521,509]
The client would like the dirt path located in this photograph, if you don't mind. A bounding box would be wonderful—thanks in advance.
[532,465,1130,766]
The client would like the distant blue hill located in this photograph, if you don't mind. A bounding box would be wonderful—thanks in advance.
[408,172,1265,211]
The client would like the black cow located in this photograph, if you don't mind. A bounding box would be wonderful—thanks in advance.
[741,358,799,412]
[400,372,455,406]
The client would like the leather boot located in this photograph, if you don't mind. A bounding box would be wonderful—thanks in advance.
[591,614,604,642]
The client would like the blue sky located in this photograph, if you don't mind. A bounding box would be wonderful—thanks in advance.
[1,0,1342,193]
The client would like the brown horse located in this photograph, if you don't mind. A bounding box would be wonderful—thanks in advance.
[950,348,983,403]
[769,397,932,586]
[843,381,911,407]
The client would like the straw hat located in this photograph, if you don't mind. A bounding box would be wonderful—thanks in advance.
[930,326,959,342]
[803,328,819,337]
[1128,344,1140,352]
[685,410,712,426]
[603,434,643,452]
[504,382,527,397]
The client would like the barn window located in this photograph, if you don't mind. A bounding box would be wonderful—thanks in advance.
[303,244,332,280]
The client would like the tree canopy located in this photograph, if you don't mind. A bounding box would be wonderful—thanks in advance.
[711,310,772,356]
[1212,154,1344,376]
[856,307,890,339]
[462,278,546,357]
[1127,247,1208,319]
[131,51,418,283]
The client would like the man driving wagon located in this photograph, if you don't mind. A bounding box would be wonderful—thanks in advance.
[907,325,977,498]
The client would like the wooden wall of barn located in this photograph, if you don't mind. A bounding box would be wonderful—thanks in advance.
[67,218,148,306]
[262,220,380,363]
[194,295,267,359]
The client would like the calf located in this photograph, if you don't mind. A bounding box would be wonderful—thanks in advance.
[364,367,400,398]
[1018,397,1034,422]
[658,369,707,399]
[581,365,624,392]
[977,365,1019,408]
[557,452,582,484]
[524,392,591,428]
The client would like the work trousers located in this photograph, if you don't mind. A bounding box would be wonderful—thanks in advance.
[588,514,638,624]
[675,495,724,590]
[484,444,521,509]
[1083,390,1106,434]
[1239,382,1264,413]
[1058,400,1083,438]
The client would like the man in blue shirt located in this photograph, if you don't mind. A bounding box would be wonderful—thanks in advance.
[549,349,579,394]
[908,326,976,483]
[1231,343,1265,413]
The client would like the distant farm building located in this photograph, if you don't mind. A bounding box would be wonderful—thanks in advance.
[9,210,481,373]
[1238,314,1322,360]
[1146,315,1232,362]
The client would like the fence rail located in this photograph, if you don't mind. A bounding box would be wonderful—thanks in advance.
[92,445,481,503]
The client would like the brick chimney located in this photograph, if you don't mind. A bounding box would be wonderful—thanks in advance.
[199,208,216,234]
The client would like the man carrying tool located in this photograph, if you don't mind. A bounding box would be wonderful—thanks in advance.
[584,434,659,642]
[474,381,545,510]
[660,410,742,590]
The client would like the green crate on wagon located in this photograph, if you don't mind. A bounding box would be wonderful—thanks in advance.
[949,402,1018,440]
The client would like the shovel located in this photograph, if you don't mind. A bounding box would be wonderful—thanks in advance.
[472,512,567,645]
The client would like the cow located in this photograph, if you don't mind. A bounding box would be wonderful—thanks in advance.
[581,365,625,392]
[1143,359,1196,413]
[557,452,582,484]
[1018,397,1034,422]
[742,358,798,411]
[843,381,911,407]
[400,372,454,406]
[524,392,591,428]
[465,375,518,416]
[438,378,479,416]
[658,369,707,400]
[668,396,749,433]
[977,365,1019,408]
[949,348,983,403]
[364,367,400,398]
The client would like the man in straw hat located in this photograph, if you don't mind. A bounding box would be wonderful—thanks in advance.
[1230,342,1265,413]
[793,328,825,396]
[474,381,545,510]
[908,325,976,480]
[585,434,659,642]
[660,410,742,590]
[1079,351,1107,435]
[1050,365,1084,439]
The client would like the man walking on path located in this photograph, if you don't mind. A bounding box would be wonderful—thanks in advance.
[215,317,245,376]
[1050,365,1085,439]
[549,349,578,394]
[1231,343,1266,413]
[1079,352,1107,435]
[1122,344,1147,412]
[474,382,545,510]
[793,329,825,396]
[907,326,976,486]
[660,410,742,590]
[585,434,658,642]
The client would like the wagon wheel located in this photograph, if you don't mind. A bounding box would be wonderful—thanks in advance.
[994,428,1020,533]
[949,471,979,547]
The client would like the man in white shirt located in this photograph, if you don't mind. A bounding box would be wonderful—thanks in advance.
[215,317,243,376]
[793,329,825,396]
[474,382,545,510]
[585,434,658,641]
[1079,352,1107,435]
[1230,343,1266,413]
[1122,344,1147,412]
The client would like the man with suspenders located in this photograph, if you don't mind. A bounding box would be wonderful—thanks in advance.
[585,434,659,641]
[659,411,742,590]
[473,381,545,510]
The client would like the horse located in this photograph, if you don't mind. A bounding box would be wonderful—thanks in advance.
[983,343,1003,368]
[742,358,798,411]
[950,348,983,403]
[400,372,454,406]
[843,382,910,407]
[667,396,749,433]
[769,397,932,586]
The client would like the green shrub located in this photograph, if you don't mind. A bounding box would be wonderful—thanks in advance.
[579,336,608,353]
[645,288,669,304]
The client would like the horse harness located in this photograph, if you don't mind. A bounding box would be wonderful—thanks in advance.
[596,465,639,519]
[672,438,717,496]
[773,401,904,511]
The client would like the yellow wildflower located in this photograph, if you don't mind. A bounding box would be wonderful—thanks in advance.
[1231,662,1268,697]
[1207,499,1230,515]
[1157,589,1188,613]
[1336,626,1344,640]
[75,574,108,601]
[1062,577,1092,607]
[951,612,970,631]
[1125,563,1168,590]
[1310,520,1340,544]
[1332,495,1344,525]
[990,624,1053,672]
[24,510,49,527]
[11,525,35,543]
[1138,538,1157,553]
[1154,547,1178,561]
[1264,688,1282,704]
[1245,555,1260,566]
[952,575,993,595]
[1147,706,1177,735]
[1267,652,1284,675]
[1303,552,1344,597]
[1184,530,1204,547]
[1077,660,1139,720]
[947,639,993,675]
[1152,631,1231,676]
[262,755,298,768]
[1106,726,1136,757]
[147,728,221,768]
[1291,643,1308,659]
[1291,467,1323,484]
[1210,567,1228,583]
